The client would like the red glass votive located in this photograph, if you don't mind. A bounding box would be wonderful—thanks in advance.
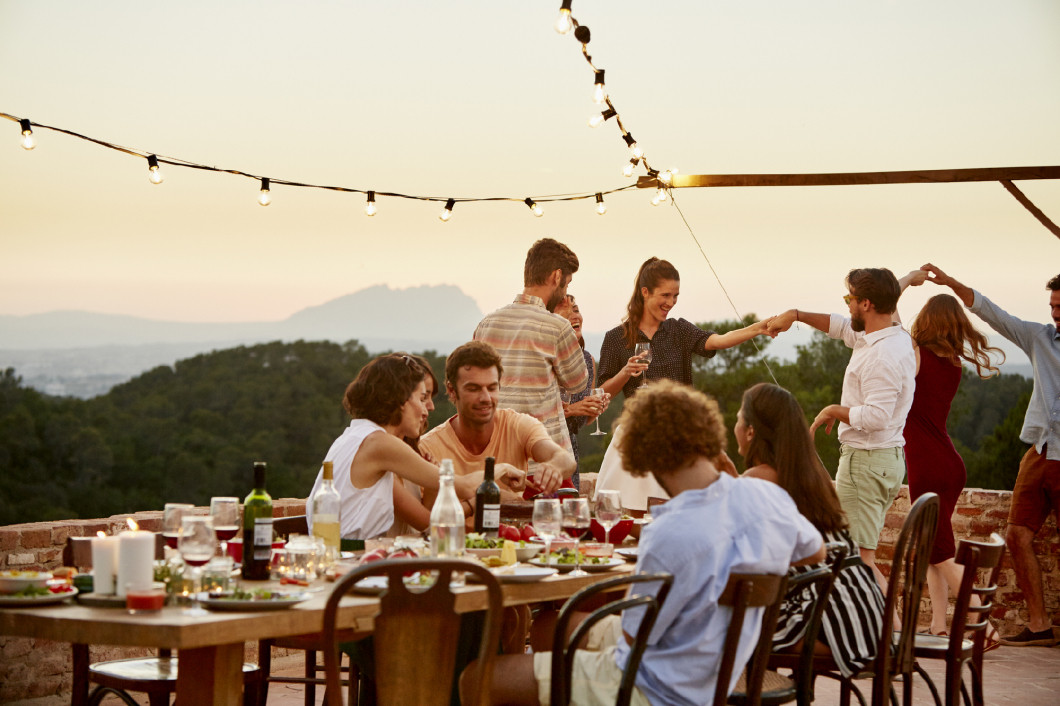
[126,589,166,613]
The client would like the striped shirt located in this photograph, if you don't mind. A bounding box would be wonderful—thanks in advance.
[473,293,589,455]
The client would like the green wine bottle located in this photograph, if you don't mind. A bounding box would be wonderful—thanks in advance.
[241,461,274,581]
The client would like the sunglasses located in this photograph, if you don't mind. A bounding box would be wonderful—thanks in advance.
[842,294,861,305]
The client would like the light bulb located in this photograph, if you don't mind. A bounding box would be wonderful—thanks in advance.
[439,198,455,222]
[365,191,377,217]
[659,170,672,186]
[589,107,616,128]
[655,188,668,203]
[631,143,644,159]
[651,194,661,206]
[622,159,638,178]
[147,155,164,184]
[592,70,606,104]
[525,198,543,217]
[595,193,607,215]
[19,120,35,150]
[258,178,272,206]
[554,2,572,35]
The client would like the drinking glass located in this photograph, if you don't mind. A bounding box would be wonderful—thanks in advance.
[595,489,622,546]
[634,342,653,387]
[209,496,240,565]
[562,498,591,577]
[162,503,194,550]
[178,515,216,616]
[532,499,561,568]
[590,388,607,436]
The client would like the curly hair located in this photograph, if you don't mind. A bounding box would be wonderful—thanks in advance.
[1047,274,1060,291]
[445,341,504,388]
[910,294,1004,379]
[846,267,900,315]
[342,354,426,427]
[621,257,680,348]
[617,379,726,479]
[523,238,579,287]
[740,383,846,534]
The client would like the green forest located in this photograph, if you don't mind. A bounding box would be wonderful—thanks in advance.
[0,324,1032,526]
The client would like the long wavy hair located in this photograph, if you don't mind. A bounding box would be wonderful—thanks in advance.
[910,294,1004,379]
[741,383,846,534]
[621,257,680,348]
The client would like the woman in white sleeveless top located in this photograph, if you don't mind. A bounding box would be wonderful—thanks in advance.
[308,354,524,540]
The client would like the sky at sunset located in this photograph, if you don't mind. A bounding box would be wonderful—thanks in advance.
[2,1,1058,342]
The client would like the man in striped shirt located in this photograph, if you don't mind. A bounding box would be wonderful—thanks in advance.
[473,238,589,464]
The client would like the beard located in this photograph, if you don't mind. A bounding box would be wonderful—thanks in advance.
[851,311,866,332]
[546,289,565,313]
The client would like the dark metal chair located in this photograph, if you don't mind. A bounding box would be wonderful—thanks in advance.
[322,558,504,706]
[911,533,1006,706]
[549,572,674,706]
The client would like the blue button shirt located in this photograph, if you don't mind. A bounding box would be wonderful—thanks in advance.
[970,290,1060,461]
[615,474,822,706]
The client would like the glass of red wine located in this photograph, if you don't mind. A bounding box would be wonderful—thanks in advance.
[162,503,194,550]
[179,515,216,616]
[209,496,240,566]
[561,497,591,577]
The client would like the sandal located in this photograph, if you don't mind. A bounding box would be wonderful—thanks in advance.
[981,622,1001,653]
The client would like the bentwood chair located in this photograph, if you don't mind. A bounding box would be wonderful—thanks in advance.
[910,533,1006,706]
[549,572,674,706]
[812,493,940,706]
[322,558,504,706]
[63,535,261,706]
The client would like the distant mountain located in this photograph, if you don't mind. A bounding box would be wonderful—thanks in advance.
[0,284,485,397]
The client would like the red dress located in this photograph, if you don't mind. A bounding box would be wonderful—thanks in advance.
[903,349,965,564]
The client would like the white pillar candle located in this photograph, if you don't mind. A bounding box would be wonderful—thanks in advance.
[116,530,155,598]
[91,535,119,595]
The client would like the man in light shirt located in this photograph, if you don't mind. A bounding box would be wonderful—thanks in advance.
[768,267,919,588]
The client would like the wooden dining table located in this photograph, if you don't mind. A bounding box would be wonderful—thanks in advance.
[0,560,634,705]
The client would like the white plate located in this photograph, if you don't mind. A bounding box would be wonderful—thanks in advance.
[351,575,436,595]
[494,566,557,583]
[528,557,625,573]
[615,548,639,561]
[0,586,78,606]
[198,592,309,612]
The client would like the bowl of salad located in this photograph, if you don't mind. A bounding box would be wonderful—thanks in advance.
[0,570,52,594]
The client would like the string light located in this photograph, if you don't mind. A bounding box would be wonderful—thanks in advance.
[146,155,164,185]
[595,192,607,215]
[258,178,272,206]
[589,107,616,128]
[592,70,606,104]
[365,190,377,217]
[439,198,455,222]
[524,197,544,217]
[622,158,639,178]
[554,0,573,35]
[623,133,643,159]
[18,119,35,150]
[658,169,673,186]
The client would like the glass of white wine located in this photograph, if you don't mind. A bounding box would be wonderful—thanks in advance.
[590,388,607,436]
[634,342,653,387]
[533,498,561,568]
[595,489,622,546]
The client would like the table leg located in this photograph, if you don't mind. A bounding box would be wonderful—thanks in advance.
[175,642,244,706]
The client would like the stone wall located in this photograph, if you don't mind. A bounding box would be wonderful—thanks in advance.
[1,489,1058,704]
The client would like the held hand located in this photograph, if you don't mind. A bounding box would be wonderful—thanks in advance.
[623,354,649,378]
[495,463,527,493]
[905,269,929,287]
[533,463,563,494]
[766,310,797,337]
[920,263,952,286]
[566,397,604,419]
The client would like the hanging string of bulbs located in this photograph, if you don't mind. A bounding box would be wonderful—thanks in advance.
[553,0,676,205]
[4,3,677,221]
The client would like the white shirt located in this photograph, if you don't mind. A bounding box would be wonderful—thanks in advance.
[829,314,916,450]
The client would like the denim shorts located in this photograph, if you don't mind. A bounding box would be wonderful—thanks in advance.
[835,445,906,549]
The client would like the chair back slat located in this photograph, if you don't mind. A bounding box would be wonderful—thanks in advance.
[947,533,1005,657]
[322,558,503,706]
[714,572,787,706]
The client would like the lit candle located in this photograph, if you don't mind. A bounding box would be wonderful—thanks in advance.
[92,531,119,595]
[116,519,155,598]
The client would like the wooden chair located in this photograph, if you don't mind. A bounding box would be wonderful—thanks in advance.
[910,533,1006,706]
[549,572,674,706]
[63,535,261,706]
[804,493,940,706]
[322,557,504,706]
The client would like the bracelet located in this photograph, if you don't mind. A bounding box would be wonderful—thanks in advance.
[795,309,800,323]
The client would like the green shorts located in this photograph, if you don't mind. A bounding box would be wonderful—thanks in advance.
[835,445,906,550]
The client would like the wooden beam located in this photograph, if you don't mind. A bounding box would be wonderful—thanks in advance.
[637,166,1060,189]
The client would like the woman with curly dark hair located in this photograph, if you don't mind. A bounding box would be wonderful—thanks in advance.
[307,354,524,540]
[736,382,885,678]
[904,293,1003,638]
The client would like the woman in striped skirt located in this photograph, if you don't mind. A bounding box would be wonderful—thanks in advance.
[734,382,885,678]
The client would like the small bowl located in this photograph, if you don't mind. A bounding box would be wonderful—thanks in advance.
[0,570,52,594]
[580,542,613,558]
[515,545,542,562]
[590,518,634,545]
[531,536,576,552]
[466,547,502,560]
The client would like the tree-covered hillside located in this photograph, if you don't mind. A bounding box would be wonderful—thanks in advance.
[0,332,1032,526]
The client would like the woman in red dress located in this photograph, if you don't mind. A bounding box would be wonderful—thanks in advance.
[904,294,1004,638]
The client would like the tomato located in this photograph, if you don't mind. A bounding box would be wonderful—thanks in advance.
[360,549,388,564]
[499,525,522,542]
[521,524,536,542]
[388,549,417,560]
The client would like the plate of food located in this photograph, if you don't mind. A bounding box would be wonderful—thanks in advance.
[0,570,52,594]
[198,587,309,611]
[0,584,77,606]
[351,574,437,595]
[528,553,624,573]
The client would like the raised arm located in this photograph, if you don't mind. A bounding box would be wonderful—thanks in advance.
[921,263,974,307]
[703,318,774,351]
[767,309,831,337]
[893,269,930,324]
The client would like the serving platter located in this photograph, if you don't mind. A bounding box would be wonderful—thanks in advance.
[0,587,78,607]
[198,592,309,612]
[528,557,624,573]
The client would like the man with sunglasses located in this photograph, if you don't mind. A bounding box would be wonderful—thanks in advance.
[767,267,924,590]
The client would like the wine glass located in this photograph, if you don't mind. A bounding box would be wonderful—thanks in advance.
[634,342,653,387]
[178,515,216,616]
[596,489,622,547]
[162,503,194,550]
[532,498,561,568]
[590,388,607,436]
[209,497,240,566]
[562,498,591,577]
